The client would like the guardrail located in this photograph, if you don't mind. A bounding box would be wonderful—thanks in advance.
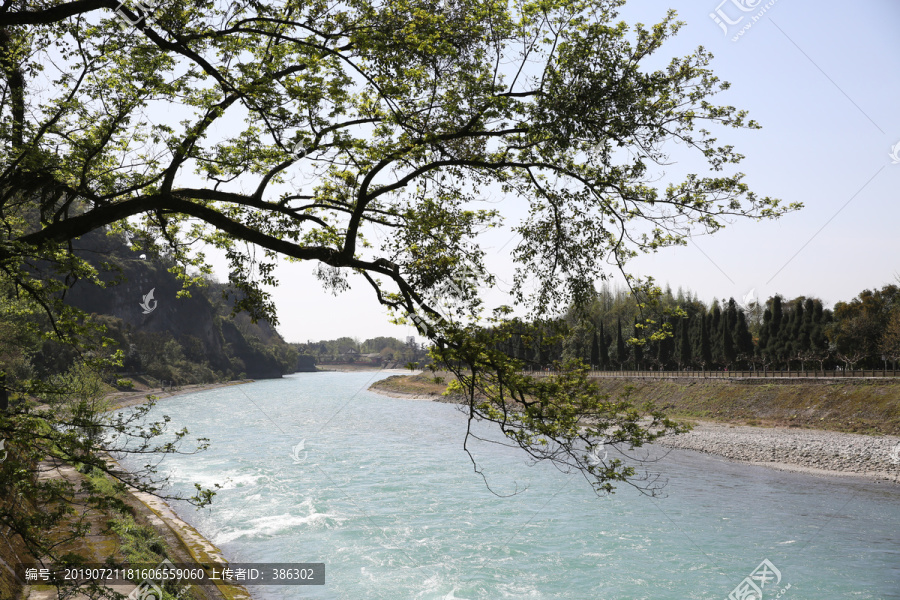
[522,369,900,379]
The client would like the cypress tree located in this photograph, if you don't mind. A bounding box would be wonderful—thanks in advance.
[735,311,754,364]
[679,317,692,368]
[758,306,772,367]
[796,299,811,367]
[767,296,784,367]
[711,304,722,337]
[779,304,799,369]
[771,295,783,334]
[808,300,828,369]
[722,321,736,368]
[590,330,600,369]
[725,299,738,337]
[700,314,712,369]
[711,304,724,367]
[616,318,627,369]
[599,322,610,370]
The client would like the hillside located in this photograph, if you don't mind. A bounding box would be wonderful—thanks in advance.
[3,226,299,386]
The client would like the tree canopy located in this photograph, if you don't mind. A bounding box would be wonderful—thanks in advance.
[1,0,799,504]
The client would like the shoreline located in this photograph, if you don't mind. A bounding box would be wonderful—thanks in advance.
[105,380,256,600]
[365,388,464,403]
[366,385,900,485]
[655,420,900,484]
[106,379,256,411]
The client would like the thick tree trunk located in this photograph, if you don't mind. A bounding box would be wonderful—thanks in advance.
[0,28,25,150]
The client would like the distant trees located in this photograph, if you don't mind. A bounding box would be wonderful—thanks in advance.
[544,282,900,372]
[829,285,898,370]
[599,322,610,370]
[360,337,406,354]
[296,336,428,365]
[880,312,900,368]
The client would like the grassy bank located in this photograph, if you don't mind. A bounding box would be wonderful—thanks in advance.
[4,460,250,600]
[370,373,900,435]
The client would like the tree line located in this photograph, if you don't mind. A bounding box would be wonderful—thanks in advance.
[292,336,429,365]
[496,282,900,372]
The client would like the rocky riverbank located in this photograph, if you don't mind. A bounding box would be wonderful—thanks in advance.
[657,421,900,483]
[368,374,900,483]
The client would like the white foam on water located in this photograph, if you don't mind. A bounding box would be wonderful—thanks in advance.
[214,511,338,544]
[213,497,341,544]
[115,373,900,600]
[163,465,269,491]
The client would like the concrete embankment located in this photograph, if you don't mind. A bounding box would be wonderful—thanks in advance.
[4,381,255,600]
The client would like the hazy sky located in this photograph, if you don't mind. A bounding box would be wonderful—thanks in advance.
[203,0,900,344]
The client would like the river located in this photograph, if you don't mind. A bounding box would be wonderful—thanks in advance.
[116,372,900,599]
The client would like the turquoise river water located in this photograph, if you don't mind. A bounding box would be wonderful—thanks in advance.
[117,372,900,599]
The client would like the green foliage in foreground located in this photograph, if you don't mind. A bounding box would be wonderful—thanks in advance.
[0,357,216,598]
[439,322,688,495]
[0,0,803,593]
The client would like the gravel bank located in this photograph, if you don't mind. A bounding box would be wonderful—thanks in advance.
[105,379,255,411]
[658,421,900,483]
[368,384,900,483]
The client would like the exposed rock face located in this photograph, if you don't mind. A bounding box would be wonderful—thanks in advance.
[61,228,294,380]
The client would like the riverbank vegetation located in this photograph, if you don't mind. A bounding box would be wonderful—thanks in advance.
[499,281,900,373]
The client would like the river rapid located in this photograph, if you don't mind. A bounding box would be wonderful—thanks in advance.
[116,372,900,600]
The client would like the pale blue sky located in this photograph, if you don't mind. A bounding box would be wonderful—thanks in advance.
[205,0,900,344]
